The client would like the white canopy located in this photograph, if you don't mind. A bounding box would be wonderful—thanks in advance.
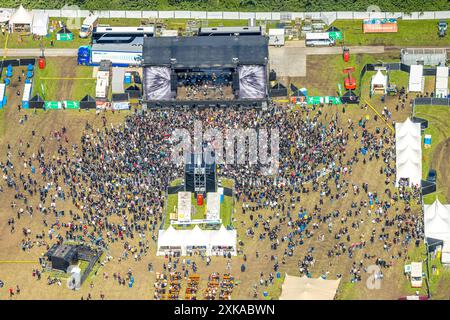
[9,5,33,26]
[157,224,236,256]
[424,199,450,241]
[372,70,387,85]
[32,12,48,36]
[408,64,424,92]
[435,66,449,98]
[395,118,422,186]
[0,10,12,24]
[279,274,341,300]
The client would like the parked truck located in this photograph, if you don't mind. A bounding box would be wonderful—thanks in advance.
[77,45,143,67]
[79,14,99,38]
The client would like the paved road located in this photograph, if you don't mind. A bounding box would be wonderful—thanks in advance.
[269,44,385,77]
[1,48,78,57]
[3,46,385,79]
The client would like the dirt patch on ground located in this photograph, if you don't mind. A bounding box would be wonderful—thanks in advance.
[431,137,450,201]
[56,57,77,101]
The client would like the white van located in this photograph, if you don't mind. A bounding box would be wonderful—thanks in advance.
[305,32,335,47]
[79,14,99,38]
[410,262,423,288]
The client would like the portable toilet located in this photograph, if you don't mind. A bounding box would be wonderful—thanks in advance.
[124,72,132,84]
[424,134,431,148]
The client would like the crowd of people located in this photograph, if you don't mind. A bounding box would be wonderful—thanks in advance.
[0,97,424,299]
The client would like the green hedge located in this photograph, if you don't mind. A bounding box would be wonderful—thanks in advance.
[6,0,450,12]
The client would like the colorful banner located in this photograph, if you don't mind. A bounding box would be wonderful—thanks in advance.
[328,31,342,40]
[56,33,73,41]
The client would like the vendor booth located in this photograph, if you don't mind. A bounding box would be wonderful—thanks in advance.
[32,12,49,36]
[370,70,388,95]
[9,5,33,32]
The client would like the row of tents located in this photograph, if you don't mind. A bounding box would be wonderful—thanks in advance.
[1,5,49,36]
[29,95,96,109]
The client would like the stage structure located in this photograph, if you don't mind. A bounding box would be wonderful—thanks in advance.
[184,153,217,196]
[157,153,236,256]
[142,35,269,108]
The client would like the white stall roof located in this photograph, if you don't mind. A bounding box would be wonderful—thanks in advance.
[111,67,125,93]
[206,192,220,221]
[435,66,449,98]
[0,83,5,101]
[32,12,49,36]
[22,83,32,101]
[408,64,424,92]
[178,191,192,222]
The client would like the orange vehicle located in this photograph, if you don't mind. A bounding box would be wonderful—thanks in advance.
[344,67,356,90]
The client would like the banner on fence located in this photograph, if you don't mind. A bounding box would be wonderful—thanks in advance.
[306,96,341,105]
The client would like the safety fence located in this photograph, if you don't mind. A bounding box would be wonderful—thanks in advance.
[413,97,450,106]
[2,8,450,25]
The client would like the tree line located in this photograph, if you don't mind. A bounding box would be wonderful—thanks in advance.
[6,0,450,12]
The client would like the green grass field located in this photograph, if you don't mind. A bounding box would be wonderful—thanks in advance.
[414,105,450,204]
[333,19,450,46]
[32,57,95,101]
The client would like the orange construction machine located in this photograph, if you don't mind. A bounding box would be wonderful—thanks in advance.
[343,67,356,90]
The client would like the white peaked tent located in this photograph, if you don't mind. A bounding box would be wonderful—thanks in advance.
[9,5,33,32]
[371,70,388,95]
[157,224,236,256]
[279,274,341,300]
[424,199,450,241]
[395,118,422,186]
[32,12,49,36]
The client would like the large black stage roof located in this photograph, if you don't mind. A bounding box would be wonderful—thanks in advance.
[143,35,268,68]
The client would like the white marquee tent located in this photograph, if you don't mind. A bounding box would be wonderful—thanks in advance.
[279,274,341,300]
[408,64,424,93]
[435,66,449,98]
[395,118,422,187]
[424,199,450,241]
[32,12,49,36]
[424,199,450,264]
[9,5,33,32]
[157,225,236,256]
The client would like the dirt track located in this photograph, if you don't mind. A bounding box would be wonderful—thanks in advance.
[431,137,450,201]
[56,57,77,101]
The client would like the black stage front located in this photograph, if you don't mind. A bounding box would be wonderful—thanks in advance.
[142,35,268,68]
